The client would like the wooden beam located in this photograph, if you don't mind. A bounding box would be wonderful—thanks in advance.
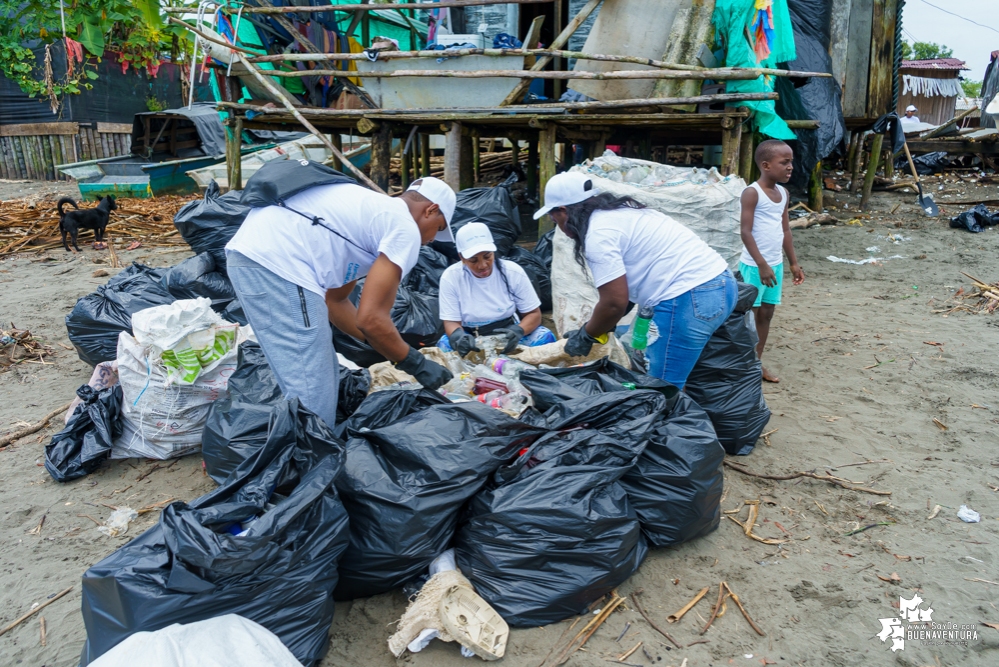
[904,140,999,156]
[538,124,557,235]
[420,133,430,177]
[720,116,742,177]
[850,132,865,193]
[444,122,464,191]
[501,0,605,106]
[164,0,556,13]
[738,126,754,182]
[95,122,132,134]
[527,139,538,199]
[330,132,342,171]
[807,159,823,212]
[267,68,765,81]
[0,122,79,137]
[370,124,393,192]
[860,132,884,211]
[866,0,897,118]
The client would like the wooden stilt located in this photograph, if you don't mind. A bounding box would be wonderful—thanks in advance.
[510,139,520,169]
[807,159,823,212]
[472,131,481,184]
[738,122,754,181]
[225,119,242,191]
[444,121,474,191]
[845,132,858,178]
[370,123,392,192]
[538,123,557,234]
[860,133,884,211]
[400,145,410,189]
[330,131,342,171]
[720,116,742,177]
[527,139,539,198]
[850,132,865,193]
[420,133,430,177]
[882,147,894,179]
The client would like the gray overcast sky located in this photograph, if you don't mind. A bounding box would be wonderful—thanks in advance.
[902,0,998,82]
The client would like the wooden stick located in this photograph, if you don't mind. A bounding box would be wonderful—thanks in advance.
[553,593,626,665]
[723,583,765,636]
[39,615,46,646]
[247,48,831,78]
[165,0,556,13]
[617,642,642,662]
[700,584,726,634]
[667,587,709,623]
[630,590,682,648]
[0,401,73,448]
[0,587,73,637]
[723,460,892,495]
[262,67,765,81]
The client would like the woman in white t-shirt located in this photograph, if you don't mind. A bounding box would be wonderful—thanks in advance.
[536,172,738,388]
[438,222,556,356]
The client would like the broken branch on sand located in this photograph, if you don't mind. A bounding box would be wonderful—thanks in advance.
[0,586,73,637]
[723,460,891,495]
[0,401,73,448]
[630,590,682,648]
[667,587,709,624]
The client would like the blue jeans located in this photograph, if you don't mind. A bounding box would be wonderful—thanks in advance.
[226,251,340,428]
[646,270,738,389]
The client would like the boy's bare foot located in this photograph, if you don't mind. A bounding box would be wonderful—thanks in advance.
[761,366,780,383]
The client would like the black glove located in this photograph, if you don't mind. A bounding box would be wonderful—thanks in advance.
[447,328,479,357]
[396,347,453,390]
[493,325,525,355]
[564,326,599,358]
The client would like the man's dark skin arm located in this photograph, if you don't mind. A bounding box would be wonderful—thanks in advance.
[584,275,630,336]
[355,253,411,362]
[325,280,365,341]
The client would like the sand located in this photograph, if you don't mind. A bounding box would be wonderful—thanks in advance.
[1,178,998,666]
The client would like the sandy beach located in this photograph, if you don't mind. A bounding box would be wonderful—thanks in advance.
[1,177,997,666]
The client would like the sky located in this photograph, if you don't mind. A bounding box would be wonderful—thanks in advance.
[901,0,998,82]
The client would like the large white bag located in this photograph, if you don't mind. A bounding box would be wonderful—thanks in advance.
[89,614,303,667]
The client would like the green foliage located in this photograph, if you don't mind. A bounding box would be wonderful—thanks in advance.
[146,95,167,112]
[0,1,196,104]
[901,41,955,61]
[961,80,982,97]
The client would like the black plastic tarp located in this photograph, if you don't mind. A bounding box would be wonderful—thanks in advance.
[983,51,999,130]
[132,102,227,157]
[80,398,350,667]
[334,393,543,600]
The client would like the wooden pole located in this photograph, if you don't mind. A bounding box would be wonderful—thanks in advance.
[472,131,481,184]
[420,133,431,177]
[850,132,865,194]
[501,0,605,106]
[370,124,393,192]
[510,139,520,169]
[538,123,557,234]
[259,67,764,81]
[553,0,564,102]
[164,0,558,13]
[527,139,539,199]
[232,117,243,190]
[444,122,464,191]
[330,132,343,171]
[400,145,410,189]
[720,116,742,177]
[738,125,754,182]
[807,159,823,212]
[860,132,884,211]
[882,146,894,179]
[845,131,859,178]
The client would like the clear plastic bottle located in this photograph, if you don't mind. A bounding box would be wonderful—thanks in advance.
[439,374,475,399]
[476,389,506,405]
[630,306,655,351]
[492,392,530,412]
[491,357,535,378]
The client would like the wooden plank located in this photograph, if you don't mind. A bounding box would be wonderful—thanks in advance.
[0,137,11,179]
[23,137,37,179]
[0,122,79,137]
[843,0,872,118]
[78,128,90,161]
[13,136,27,179]
[96,122,132,134]
[866,0,897,118]
[906,140,999,155]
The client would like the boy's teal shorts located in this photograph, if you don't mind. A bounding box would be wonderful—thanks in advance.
[738,261,783,307]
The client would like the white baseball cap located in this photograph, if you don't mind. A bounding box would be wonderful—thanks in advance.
[533,171,600,220]
[407,177,456,242]
[455,222,496,259]
[905,104,917,112]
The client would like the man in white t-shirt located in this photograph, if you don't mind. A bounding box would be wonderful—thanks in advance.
[900,104,921,130]
[225,177,456,427]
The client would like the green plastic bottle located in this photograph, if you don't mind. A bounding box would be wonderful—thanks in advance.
[630,306,655,351]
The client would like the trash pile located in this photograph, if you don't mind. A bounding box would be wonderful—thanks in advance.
[0,325,56,369]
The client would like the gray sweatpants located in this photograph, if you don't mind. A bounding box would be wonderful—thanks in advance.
[226,251,339,428]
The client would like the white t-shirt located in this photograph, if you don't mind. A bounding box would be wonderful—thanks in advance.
[739,182,787,268]
[438,259,541,327]
[900,114,921,129]
[225,183,422,296]
[584,208,728,306]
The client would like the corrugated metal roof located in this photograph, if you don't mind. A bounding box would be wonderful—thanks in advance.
[900,58,969,71]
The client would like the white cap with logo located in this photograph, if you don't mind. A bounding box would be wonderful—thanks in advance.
[455,222,496,259]
[407,177,457,242]
[905,104,917,112]
[533,171,600,220]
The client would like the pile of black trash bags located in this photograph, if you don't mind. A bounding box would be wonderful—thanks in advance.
[79,344,725,665]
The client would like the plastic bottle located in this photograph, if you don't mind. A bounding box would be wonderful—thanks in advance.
[491,357,535,378]
[439,374,475,398]
[630,306,655,351]
[492,392,530,412]
[476,390,506,405]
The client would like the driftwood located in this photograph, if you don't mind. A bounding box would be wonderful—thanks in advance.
[0,401,73,448]
[0,587,73,637]
[723,460,891,495]
[630,590,682,648]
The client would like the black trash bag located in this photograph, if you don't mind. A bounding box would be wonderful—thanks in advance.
[684,283,770,455]
[332,280,444,367]
[66,262,175,366]
[172,181,249,275]
[404,245,452,294]
[80,398,350,667]
[950,204,999,233]
[456,392,653,626]
[518,361,724,547]
[333,385,450,440]
[161,252,236,308]
[504,246,552,311]
[533,228,554,270]
[44,384,123,483]
[203,342,371,484]
[334,400,544,600]
[871,112,906,155]
[896,151,951,176]
[449,183,521,255]
[220,297,248,325]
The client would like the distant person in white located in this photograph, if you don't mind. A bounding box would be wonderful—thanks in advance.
[536,171,737,388]
[438,222,556,356]
[900,104,921,130]
[225,177,457,427]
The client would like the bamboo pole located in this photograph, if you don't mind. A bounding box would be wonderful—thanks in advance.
[259,68,765,81]
[164,0,554,13]
[246,48,831,78]
[502,0,604,106]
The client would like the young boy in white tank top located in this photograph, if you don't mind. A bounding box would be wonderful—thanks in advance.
[739,139,805,383]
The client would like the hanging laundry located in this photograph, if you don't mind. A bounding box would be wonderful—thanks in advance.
[750,0,775,63]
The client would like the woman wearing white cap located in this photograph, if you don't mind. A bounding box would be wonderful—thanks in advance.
[900,105,920,129]
[535,171,737,388]
[437,222,556,356]
[226,177,457,426]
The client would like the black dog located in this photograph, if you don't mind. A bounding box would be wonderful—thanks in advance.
[58,195,117,252]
